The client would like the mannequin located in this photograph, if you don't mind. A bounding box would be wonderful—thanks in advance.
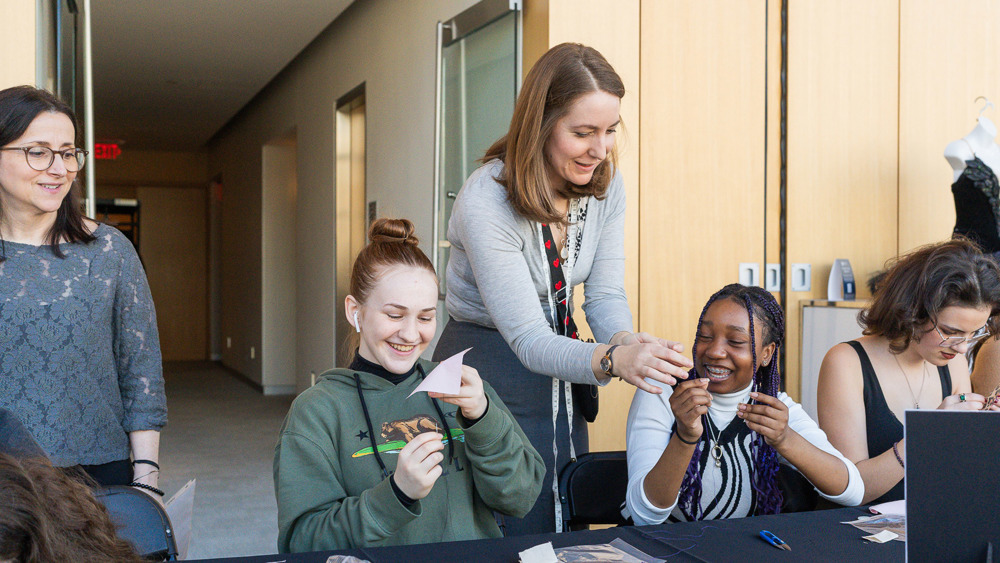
[945,111,1000,255]
[944,116,1000,181]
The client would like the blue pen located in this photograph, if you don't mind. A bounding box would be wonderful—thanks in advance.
[759,530,792,551]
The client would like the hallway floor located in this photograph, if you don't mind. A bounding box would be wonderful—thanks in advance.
[158,361,294,559]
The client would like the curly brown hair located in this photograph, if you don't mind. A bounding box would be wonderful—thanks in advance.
[859,238,1000,353]
[0,454,143,563]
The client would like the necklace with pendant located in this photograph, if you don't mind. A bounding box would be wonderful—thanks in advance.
[892,353,929,409]
[705,416,723,468]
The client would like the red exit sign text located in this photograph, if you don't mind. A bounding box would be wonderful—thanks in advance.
[95,143,122,160]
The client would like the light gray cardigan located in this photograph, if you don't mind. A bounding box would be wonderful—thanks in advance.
[444,160,633,384]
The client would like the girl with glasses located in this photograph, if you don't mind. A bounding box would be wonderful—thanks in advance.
[0,86,166,494]
[817,238,1000,505]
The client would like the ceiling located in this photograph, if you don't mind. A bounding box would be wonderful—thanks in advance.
[90,0,354,152]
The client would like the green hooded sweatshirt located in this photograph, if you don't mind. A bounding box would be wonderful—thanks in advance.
[273,359,545,552]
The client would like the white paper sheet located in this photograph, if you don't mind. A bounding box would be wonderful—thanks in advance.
[519,541,558,563]
[408,348,471,398]
[863,530,899,543]
[870,499,905,516]
[165,479,196,559]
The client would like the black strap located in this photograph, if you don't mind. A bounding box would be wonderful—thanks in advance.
[132,459,160,470]
[354,374,390,480]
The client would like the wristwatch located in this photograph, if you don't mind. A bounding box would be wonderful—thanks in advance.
[600,345,620,378]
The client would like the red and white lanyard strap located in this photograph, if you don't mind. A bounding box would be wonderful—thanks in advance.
[536,198,587,533]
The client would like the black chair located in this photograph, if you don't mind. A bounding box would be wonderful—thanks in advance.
[558,451,633,531]
[95,486,179,561]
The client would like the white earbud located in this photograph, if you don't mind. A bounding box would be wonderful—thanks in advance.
[353,310,361,333]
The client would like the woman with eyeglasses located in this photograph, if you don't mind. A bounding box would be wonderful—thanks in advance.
[0,86,166,494]
[816,238,1000,504]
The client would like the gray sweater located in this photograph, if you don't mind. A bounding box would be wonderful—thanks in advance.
[0,224,166,466]
[444,160,633,384]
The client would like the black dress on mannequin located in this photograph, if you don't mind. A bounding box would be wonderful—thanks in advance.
[953,157,1000,254]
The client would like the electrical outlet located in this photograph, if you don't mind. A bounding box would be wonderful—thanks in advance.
[226,337,231,349]
[250,346,255,360]
[311,371,316,386]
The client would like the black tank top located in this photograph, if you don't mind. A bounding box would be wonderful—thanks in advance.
[846,341,952,504]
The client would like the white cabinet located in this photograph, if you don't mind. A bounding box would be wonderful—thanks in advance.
[799,300,867,420]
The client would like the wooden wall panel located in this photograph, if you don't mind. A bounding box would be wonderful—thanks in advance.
[546,0,641,452]
[137,186,208,361]
[0,1,36,89]
[785,0,899,399]
[899,0,1000,253]
[638,0,767,413]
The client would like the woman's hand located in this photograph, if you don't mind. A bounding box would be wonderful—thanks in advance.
[429,365,488,420]
[392,432,445,500]
[738,392,792,449]
[938,393,987,411]
[613,331,685,352]
[668,378,711,442]
[611,341,693,393]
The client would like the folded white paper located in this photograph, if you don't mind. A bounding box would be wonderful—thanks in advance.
[863,530,898,543]
[519,541,558,563]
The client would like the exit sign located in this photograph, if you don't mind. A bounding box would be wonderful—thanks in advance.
[95,143,122,160]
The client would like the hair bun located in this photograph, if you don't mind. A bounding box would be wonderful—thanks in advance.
[368,218,419,246]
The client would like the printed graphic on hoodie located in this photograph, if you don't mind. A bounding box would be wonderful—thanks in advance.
[352,414,466,458]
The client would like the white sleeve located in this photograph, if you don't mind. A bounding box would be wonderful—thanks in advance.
[780,393,865,506]
[625,379,679,525]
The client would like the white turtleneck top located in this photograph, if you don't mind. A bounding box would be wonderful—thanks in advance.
[625,380,864,525]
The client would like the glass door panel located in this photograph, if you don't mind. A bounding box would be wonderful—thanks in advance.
[435,9,518,296]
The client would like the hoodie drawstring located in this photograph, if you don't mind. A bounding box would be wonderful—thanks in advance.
[354,373,390,480]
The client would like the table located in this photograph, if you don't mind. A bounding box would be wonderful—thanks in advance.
[196,507,902,562]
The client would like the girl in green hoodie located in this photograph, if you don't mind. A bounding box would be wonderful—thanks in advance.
[273,218,545,552]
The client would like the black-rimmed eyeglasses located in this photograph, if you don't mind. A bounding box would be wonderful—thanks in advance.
[0,146,88,172]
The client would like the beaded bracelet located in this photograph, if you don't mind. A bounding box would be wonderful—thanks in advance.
[891,441,905,469]
[675,432,701,446]
[132,459,160,470]
[130,482,165,497]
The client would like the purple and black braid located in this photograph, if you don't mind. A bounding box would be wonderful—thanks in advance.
[676,284,786,520]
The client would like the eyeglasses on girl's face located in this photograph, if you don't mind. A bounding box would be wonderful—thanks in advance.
[0,146,87,172]
[933,324,990,349]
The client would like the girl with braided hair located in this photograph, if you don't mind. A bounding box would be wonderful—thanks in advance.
[625,284,864,524]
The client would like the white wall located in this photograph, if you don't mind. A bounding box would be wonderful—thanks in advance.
[261,135,298,393]
[209,0,478,392]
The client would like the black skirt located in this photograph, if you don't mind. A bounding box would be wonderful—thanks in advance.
[434,319,588,536]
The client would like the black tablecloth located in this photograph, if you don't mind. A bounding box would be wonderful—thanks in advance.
[196,507,903,562]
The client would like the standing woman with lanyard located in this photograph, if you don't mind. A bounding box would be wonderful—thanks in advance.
[0,86,166,493]
[434,43,692,535]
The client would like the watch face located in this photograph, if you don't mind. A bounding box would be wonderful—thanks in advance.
[600,356,611,372]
